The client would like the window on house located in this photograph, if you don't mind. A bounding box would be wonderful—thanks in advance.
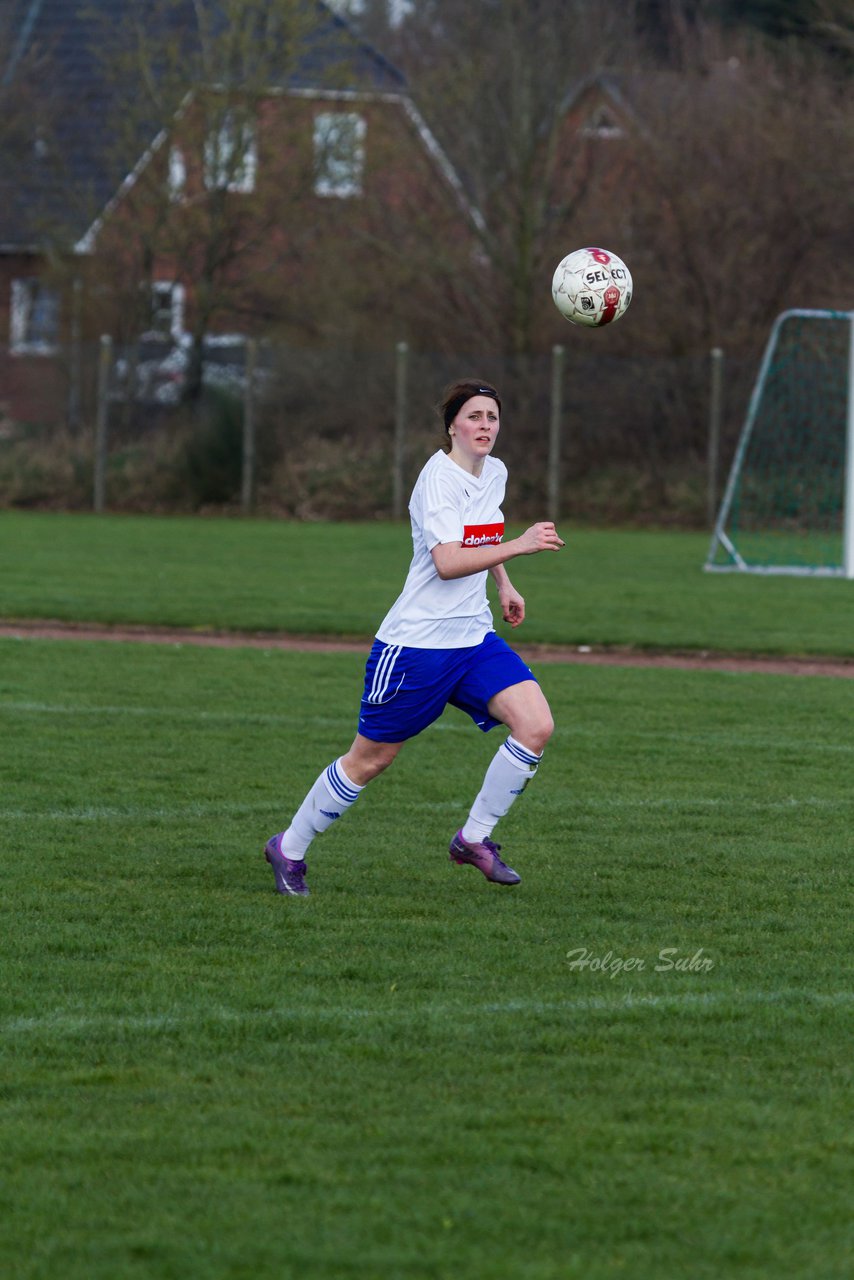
[314,112,366,198]
[168,145,187,201]
[326,0,411,24]
[10,279,60,354]
[204,111,257,193]
[148,281,185,338]
[581,106,623,139]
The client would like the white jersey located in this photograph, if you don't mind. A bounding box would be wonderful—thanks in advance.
[376,449,507,649]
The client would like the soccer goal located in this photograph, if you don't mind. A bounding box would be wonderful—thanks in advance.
[706,309,854,577]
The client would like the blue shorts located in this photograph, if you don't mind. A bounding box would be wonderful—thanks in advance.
[357,631,537,743]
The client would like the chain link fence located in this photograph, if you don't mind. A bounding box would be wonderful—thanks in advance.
[0,337,756,524]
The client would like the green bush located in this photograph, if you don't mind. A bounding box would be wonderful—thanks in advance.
[173,389,245,507]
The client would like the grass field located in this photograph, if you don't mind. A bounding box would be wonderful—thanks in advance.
[2,626,853,1278]
[1,511,852,1276]
[2,510,853,656]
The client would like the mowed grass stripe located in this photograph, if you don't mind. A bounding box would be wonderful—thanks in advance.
[5,692,854,752]
[1,699,354,730]
[4,987,854,1040]
[1,801,270,822]
[3,793,852,823]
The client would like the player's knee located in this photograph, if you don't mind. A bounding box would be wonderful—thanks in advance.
[541,708,556,747]
[513,703,554,755]
[368,742,401,777]
[342,738,402,786]
[525,709,554,755]
[494,687,555,756]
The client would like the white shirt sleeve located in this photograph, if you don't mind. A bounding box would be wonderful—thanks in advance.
[418,467,464,550]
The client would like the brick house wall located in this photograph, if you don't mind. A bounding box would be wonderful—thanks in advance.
[85,88,480,351]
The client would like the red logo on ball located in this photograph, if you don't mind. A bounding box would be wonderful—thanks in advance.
[599,286,621,326]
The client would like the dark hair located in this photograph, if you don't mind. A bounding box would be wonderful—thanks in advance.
[439,379,502,447]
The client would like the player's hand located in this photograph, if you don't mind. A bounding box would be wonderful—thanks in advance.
[515,522,565,554]
[500,589,526,628]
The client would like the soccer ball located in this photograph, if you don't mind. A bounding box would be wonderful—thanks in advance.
[552,247,632,327]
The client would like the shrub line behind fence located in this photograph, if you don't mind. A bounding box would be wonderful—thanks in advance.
[0,336,748,522]
[77,337,731,525]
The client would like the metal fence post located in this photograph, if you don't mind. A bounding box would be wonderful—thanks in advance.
[844,316,854,578]
[393,340,409,519]
[548,344,565,524]
[708,346,724,528]
[93,334,112,513]
[241,337,258,515]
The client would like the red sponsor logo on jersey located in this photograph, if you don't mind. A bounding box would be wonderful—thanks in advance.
[462,522,504,546]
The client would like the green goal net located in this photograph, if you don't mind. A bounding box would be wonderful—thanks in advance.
[706,309,854,577]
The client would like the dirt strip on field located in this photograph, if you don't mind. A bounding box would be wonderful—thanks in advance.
[1,619,853,679]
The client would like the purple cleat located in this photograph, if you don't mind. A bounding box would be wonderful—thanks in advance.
[265,834,310,896]
[448,830,521,885]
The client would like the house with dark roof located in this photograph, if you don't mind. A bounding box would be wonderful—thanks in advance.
[0,0,481,419]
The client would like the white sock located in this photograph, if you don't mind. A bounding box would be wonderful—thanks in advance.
[462,736,542,843]
[278,758,363,859]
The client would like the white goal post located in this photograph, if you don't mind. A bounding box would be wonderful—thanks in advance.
[706,309,854,578]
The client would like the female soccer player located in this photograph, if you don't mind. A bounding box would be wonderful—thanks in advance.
[265,379,565,895]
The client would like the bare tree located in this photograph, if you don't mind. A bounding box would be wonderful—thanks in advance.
[391,0,642,357]
[716,0,854,63]
[0,13,67,246]
[625,25,854,355]
[809,0,854,62]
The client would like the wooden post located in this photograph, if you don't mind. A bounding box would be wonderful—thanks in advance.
[241,338,258,515]
[67,277,82,433]
[548,344,565,524]
[93,334,112,513]
[708,346,724,528]
[393,340,408,519]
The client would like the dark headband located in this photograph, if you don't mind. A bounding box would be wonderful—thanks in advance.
[443,385,501,431]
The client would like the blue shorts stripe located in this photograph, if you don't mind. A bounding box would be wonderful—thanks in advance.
[378,644,402,702]
[368,643,402,704]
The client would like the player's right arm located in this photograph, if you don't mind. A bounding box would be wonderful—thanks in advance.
[431,523,564,581]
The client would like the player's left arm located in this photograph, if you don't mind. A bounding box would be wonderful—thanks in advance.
[490,564,525,628]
